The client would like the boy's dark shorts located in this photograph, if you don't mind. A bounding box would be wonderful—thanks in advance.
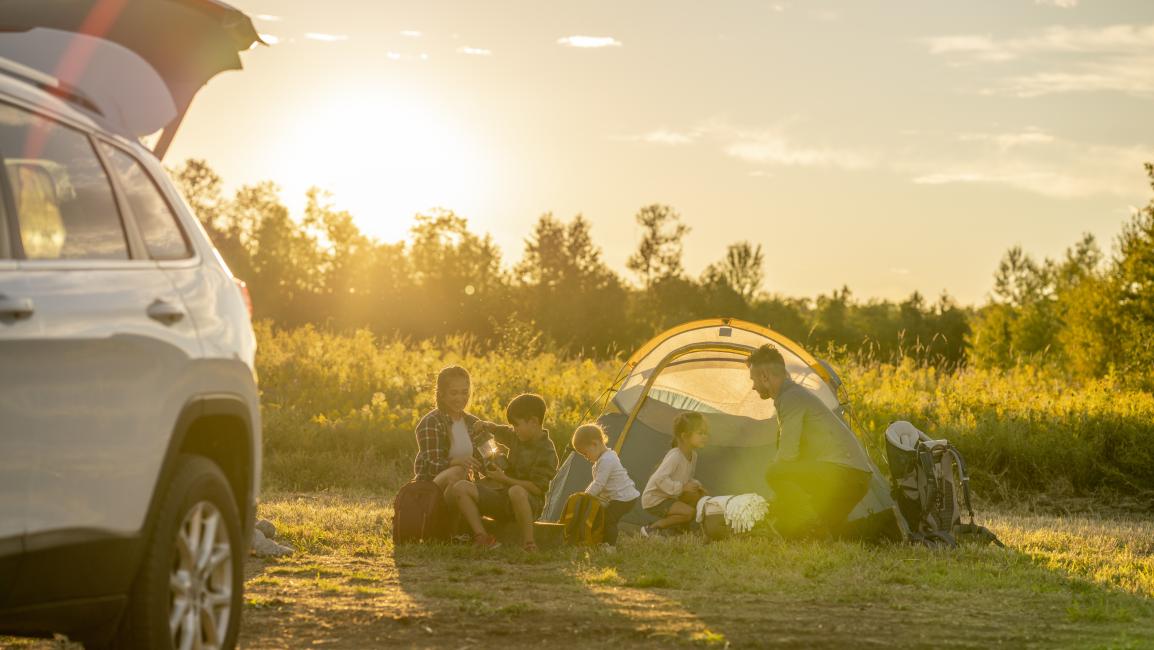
[644,497,677,519]
[476,484,543,521]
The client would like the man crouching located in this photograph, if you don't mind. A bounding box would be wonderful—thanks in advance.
[748,344,872,539]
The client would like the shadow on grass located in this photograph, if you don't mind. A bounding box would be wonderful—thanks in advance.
[566,529,1154,649]
[392,540,697,648]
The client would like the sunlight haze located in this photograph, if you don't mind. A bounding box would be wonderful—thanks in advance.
[167,0,1154,305]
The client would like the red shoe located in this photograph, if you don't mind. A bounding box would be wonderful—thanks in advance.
[473,533,500,550]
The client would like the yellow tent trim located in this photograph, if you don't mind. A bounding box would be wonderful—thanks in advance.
[622,318,833,385]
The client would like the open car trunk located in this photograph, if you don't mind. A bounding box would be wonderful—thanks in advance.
[0,0,261,157]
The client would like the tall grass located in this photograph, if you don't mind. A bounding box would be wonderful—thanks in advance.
[846,359,1154,498]
[257,323,1154,498]
[257,322,615,492]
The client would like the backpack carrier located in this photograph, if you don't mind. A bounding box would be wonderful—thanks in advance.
[884,421,1003,548]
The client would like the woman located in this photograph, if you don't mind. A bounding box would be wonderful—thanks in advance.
[412,365,489,492]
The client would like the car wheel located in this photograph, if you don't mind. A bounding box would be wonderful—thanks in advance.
[115,454,243,650]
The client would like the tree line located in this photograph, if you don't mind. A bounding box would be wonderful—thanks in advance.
[172,159,1154,387]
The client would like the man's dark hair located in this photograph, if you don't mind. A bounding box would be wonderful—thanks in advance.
[747,344,786,369]
[435,365,470,410]
[506,393,547,424]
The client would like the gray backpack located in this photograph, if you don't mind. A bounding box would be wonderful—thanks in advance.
[884,421,1003,548]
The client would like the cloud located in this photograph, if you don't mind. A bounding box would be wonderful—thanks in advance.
[924,23,1154,96]
[557,35,622,48]
[621,119,1148,201]
[305,33,349,42]
[619,120,873,170]
[1005,56,1154,96]
[1035,0,1077,7]
[457,46,493,56]
[811,9,842,22]
[912,170,1085,197]
[890,268,911,275]
[640,130,698,145]
[400,30,422,38]
[724,131,873,169]
[381,51,429,62]
[924,35,1015,62]
[958,129,1055,151]
[925,24,1154,61]
[255,14,282,22]
[612,129,699,145]
[907,136,1150,199]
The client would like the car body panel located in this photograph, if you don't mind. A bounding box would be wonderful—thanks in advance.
[10,260,201,536]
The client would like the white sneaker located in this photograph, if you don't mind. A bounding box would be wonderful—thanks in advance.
[639,525,652,538]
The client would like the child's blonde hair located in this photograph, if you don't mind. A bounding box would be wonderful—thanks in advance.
[671,412,708,448]
[571,423,607,450]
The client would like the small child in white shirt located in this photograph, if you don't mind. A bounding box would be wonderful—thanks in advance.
[641,411,709,537]
[572,423,640,545]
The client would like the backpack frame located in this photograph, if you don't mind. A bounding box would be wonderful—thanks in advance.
[885,421,1003,548]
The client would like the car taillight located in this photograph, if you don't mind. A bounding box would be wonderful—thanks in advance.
[235,278,253,318]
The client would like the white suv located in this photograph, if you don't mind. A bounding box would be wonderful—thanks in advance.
[0,1,261,648]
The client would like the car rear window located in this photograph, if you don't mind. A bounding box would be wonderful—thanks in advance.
[0,103,128,260]
[98,142,192,260]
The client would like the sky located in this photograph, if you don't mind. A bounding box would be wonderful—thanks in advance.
[167,0,1154,305]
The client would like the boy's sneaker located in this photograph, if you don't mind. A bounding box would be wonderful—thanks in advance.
[473,533,501,550]
[639,525,653,538]
[522,540,539,553]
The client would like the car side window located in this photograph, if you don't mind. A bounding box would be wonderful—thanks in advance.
[98,142,192,260]
[0,103,127,260]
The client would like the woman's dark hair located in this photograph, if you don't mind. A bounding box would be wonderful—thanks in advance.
[435,365,471,411]
[671,411,707,448]
[506,393,547,424]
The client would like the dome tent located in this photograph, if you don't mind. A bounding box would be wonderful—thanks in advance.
[541,318,902,539]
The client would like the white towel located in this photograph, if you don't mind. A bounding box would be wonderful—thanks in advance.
[695,493,769,534]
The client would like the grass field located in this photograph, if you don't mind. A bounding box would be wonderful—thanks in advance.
[7,491,1152,649]
[237,492,1154,649]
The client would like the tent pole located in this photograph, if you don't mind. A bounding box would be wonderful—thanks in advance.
[613,342,754,453]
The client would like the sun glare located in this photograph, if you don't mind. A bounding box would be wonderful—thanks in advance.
[264,88,493,243]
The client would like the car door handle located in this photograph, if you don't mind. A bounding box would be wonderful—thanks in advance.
[147,299,185,325]
[0,295,34,320]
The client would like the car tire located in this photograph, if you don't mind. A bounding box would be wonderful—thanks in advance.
[113,454,244,650]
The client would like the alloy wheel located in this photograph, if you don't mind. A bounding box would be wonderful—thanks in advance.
[169,500,233,650]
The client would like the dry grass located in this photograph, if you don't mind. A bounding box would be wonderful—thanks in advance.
[6,493,1152,649]
[237,492,1154,649]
